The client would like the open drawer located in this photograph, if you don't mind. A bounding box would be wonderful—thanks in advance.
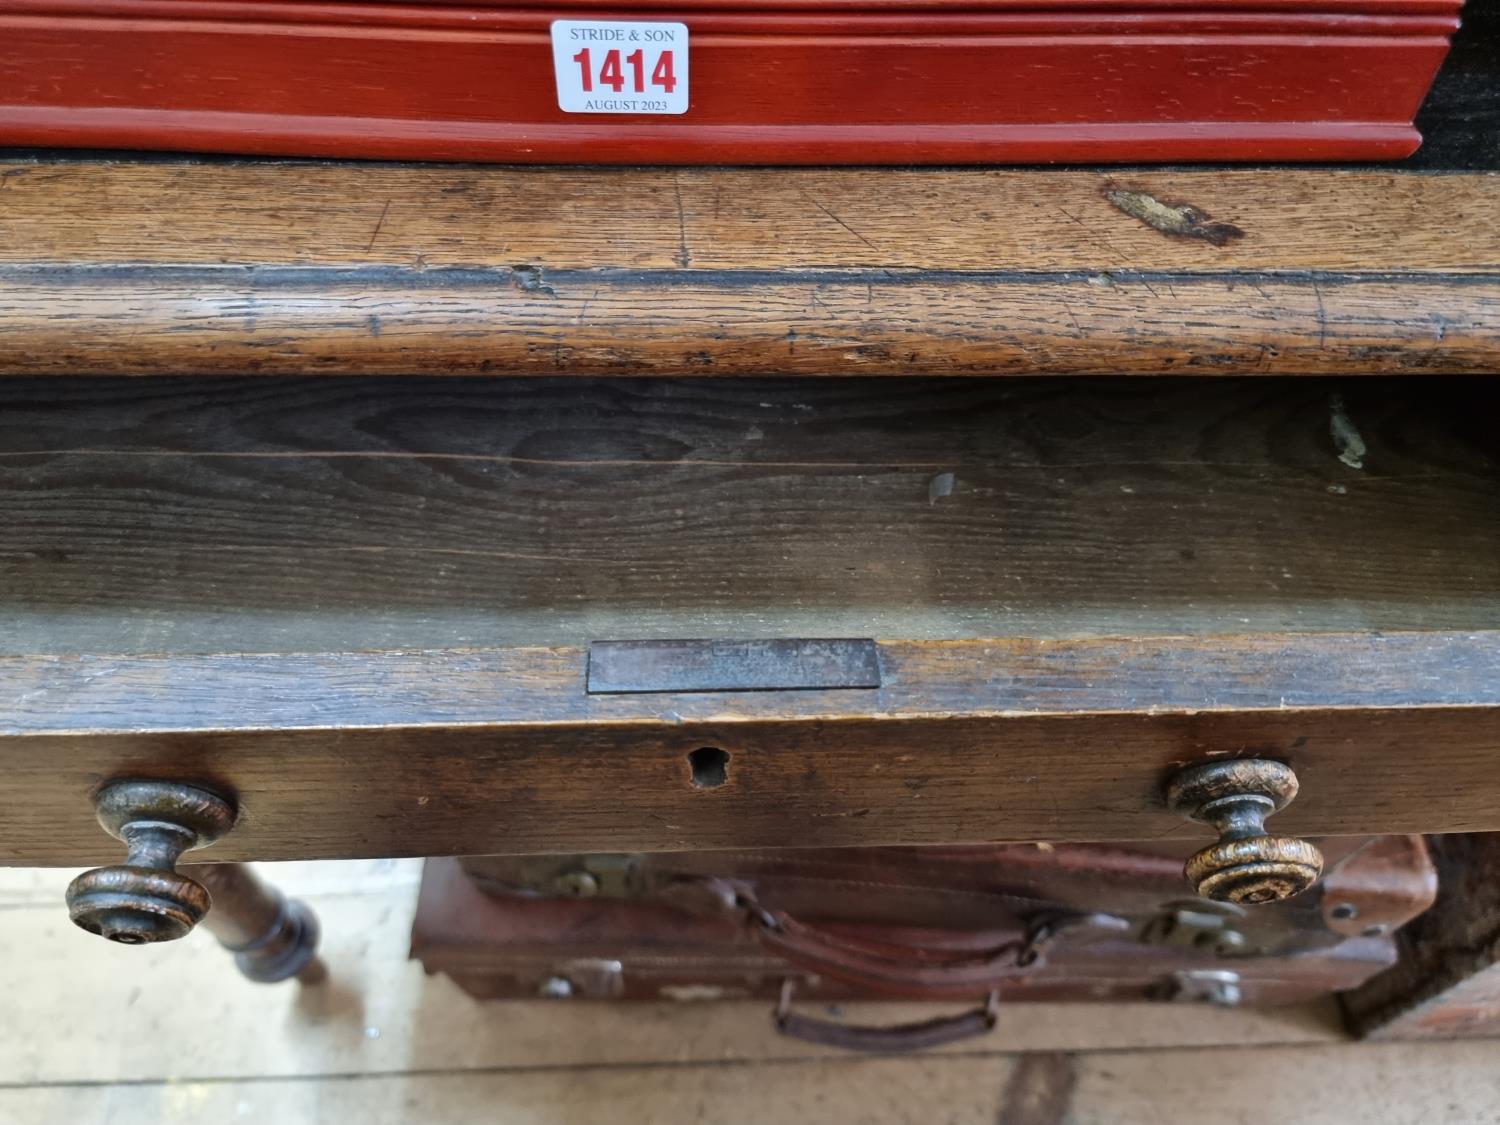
[2,375,1497,865]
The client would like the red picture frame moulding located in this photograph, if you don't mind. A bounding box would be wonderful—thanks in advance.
[0,0,1464,163]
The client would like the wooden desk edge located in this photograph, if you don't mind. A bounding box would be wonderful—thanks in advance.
[1,164,1496,376]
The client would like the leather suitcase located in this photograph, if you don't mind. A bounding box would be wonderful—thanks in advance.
[456,835,1434,956]
[413,837,1436,1051]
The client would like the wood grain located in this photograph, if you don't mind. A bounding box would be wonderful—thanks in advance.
[6,268,1497,377]
[2,376,1495,862]
[10,634,1500,735]
[3,377,1497,655]
[4,636,1500,864]
[0,164,1496,376]
[4,166,1497,273]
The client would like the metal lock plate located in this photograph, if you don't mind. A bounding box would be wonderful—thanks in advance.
[1153,969,1244,1007]
[546,854,643,900]
[1140,899,1252,957]
[587,638,881,694]
[542,958,626,1000]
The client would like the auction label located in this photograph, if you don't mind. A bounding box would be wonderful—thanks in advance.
[551,21,689,115]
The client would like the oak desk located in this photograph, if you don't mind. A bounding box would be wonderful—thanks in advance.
[0,146,1497,1032]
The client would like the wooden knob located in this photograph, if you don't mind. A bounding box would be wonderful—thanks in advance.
[1166,759,1323,906]
[66,780,236,944]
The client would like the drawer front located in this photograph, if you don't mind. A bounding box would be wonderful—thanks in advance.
[6,636,1500,866]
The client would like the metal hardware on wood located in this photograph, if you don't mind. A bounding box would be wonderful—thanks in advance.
[1140,905,1249,956]
[546,959,625,999]
[1166,759,1324,906]
[66,779,236,944]
[550,870,601,898]
[1155,969,1244,1007]
[586,638,882,694]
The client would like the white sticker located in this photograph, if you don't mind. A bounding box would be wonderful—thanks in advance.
[550,20,689,115]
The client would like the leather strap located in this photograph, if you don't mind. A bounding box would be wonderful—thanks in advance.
[773,980,999,1053]
[756,910,1033,998]
[708,877,1129,998]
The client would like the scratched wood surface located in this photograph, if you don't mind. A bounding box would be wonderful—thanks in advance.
[0,163,1496,375]
[2,862,1497,1124]
[4,166,1496,272]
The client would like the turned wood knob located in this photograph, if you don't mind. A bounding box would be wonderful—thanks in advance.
[66,780,237,944]
[1165,759,1323,906]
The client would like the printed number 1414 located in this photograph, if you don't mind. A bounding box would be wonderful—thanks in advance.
[570,47,677,94]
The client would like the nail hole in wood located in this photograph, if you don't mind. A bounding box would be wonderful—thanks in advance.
[688,747,730,789]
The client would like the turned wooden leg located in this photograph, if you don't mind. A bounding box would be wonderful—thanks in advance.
[196,862,325,985]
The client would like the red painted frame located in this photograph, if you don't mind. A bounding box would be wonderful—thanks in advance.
[0,0,1462,163]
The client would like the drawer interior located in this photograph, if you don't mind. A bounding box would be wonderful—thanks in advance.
[4,374,1499,862]
[2,375,1496,657]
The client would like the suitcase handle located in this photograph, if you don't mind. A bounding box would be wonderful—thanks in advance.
[773,980,999,1053]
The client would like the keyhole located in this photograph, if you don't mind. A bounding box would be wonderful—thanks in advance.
[687,747,730,789]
